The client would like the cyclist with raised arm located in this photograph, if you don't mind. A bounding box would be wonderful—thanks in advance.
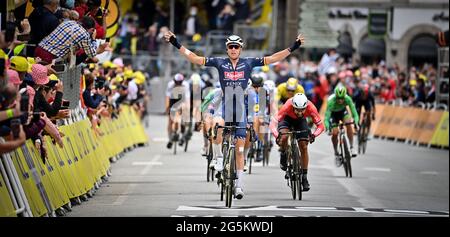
[324,86,360,167]
[270,93,324,191]
[165,73,190,149]
[164,30,305,199]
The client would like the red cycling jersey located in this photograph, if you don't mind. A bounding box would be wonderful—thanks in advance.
[270,98,324,138]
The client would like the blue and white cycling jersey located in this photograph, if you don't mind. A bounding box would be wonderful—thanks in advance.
[203,57,266,138]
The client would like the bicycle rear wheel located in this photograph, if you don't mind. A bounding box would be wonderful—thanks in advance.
[248,148,253,174]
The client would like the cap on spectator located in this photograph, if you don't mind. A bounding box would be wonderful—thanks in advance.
[338,71,346,79]
[354,70,361,78]
[134,71,146,84]
[124,69,134,80]
[114,75,124,82]
[10,56,29,72]
[409,79,417,87]
[27,57,36,72]
[30,64,49,85]
[46,74,59,87]
[7,69,21,85]
[13,44,26,56]
[112,58,124,68]
[346,70,353,78]
[89,63,96,70]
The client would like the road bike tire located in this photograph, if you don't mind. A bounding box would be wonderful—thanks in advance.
[207,157,211,182]
[225,147,235,208]
[362,123,369,154]
[340,136,348,177]
[220,181,224,201]
[293,145,302,200]
[184,139,189,152]
[263,143,270,167]
[343,135,352,178]
[248,148,253,174]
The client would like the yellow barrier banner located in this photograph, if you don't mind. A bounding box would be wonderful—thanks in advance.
[0,172,16,217]
[430,111,449,147]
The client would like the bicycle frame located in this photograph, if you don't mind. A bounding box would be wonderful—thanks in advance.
[214,123,247,208]
[334,122,354,177]
[279,130,309,200]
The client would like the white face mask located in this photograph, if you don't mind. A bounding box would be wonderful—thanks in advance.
[190,8,197,16]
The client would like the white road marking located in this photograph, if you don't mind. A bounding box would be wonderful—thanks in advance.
[317,155,385,208]
[112,155,162,205]
[132,161,163,166]
[363,167,391,172]
[420,171,439,175]
[152,137,169,142]
[175,205,448,216]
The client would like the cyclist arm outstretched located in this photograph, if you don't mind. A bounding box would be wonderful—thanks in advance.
[164,31,205,65]
[324,97,334,132]
[264,34,305,65]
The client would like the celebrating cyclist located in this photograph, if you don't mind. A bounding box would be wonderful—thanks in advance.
[270,93,324,191]
[324,86,360,167]
[164,29,305,199]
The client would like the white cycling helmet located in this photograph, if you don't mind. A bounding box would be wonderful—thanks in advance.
[173,73,184,82]
[225,35,244,47]
[292,93,308,109]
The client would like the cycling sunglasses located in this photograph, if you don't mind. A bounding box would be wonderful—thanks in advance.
[227,44,241,50]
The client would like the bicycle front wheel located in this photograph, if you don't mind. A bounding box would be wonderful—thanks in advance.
[293,146,302,200]
[343,135,352,178]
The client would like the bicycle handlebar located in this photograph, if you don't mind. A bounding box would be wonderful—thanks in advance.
[278,129,310,141]
[213,123,248,140]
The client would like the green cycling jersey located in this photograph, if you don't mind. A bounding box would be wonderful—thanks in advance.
[324,94,359,130]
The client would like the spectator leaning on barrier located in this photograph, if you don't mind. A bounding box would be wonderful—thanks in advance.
[0,84,27,154]
[31,64,65,119]
[35,16,110,64]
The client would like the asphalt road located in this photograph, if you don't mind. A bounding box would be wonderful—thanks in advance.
[66,114,449,217]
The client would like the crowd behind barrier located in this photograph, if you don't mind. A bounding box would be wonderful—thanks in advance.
[0,105,148,217]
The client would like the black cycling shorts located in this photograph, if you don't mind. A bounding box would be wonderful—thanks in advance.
[329,109,350,126]
[277,116,310,140]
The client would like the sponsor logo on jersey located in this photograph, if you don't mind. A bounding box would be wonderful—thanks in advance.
[224,71,245,81]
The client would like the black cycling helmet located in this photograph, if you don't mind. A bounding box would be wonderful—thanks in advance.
[250,74,264,87]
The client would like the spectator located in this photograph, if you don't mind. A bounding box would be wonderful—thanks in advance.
[318,48,339,76]
[82,73,104,109]
[206,0,226,30]
[0,85,26,154]
[217,3,235,32]
[184,5,203,40]
[31,64,65,118]
[234,0,251,24]
[28,0,60,56]
[35,16,110,64]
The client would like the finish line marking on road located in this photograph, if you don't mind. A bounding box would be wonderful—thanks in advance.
[176,205,449,217]
[363,167,391,172]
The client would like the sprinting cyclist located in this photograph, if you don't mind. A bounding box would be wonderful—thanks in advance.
[164,29,305,199]
[271,93,324,191]
[324,86,360,167]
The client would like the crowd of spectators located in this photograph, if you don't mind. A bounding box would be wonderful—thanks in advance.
[1,0,150,161]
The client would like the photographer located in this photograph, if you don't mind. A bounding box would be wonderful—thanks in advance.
[82,73,105,109]
[31,64,67,119]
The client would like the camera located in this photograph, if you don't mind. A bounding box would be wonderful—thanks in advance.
[10,118,21,139]
[20,93,29,112]
[61,100,70,110]
[95,76,107,90]
[52,63,66,73]
[32,112,41,122]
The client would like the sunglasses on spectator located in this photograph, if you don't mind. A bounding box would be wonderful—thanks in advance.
[227,45,240,50]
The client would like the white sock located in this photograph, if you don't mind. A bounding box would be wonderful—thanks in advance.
[236,170,244,189]
[213,143,223,158]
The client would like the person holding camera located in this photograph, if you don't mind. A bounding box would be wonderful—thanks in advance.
[0,84,27,155]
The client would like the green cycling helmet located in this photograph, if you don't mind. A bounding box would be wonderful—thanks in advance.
[335,86,347,98]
